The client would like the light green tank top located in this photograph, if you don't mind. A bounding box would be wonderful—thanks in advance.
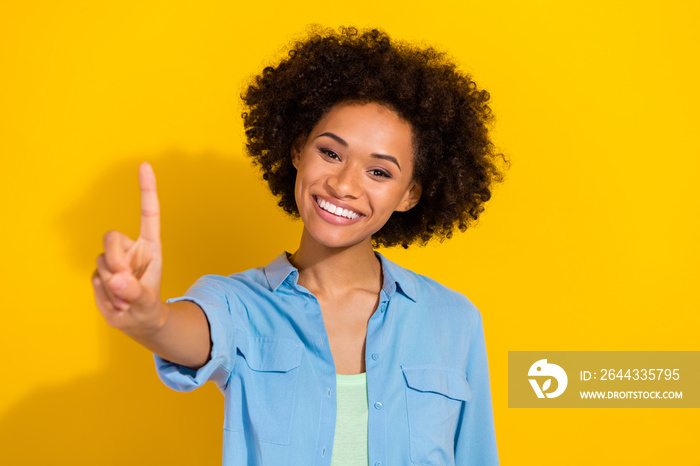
[330,372,369,466]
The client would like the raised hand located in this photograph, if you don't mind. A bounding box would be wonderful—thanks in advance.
[92,162,165,337]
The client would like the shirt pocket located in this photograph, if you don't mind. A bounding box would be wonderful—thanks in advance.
[225,336,303,445]
[401,364,472,466]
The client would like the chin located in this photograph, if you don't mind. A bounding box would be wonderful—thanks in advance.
[305,227,372,250]
[315,235,368,250]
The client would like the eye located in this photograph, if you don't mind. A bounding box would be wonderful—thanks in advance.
[369,169,391,179]
[319,148,340,160]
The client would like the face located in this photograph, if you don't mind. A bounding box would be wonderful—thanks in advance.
[291,101,422,249]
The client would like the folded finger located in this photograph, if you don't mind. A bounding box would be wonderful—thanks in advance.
[96,255,129,310]
[92,270,116,315]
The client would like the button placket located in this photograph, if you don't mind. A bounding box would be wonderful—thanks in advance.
[366,295,389,466]
[301,293,336,466]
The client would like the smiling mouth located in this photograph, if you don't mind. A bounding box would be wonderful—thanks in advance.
[314,196,362,219]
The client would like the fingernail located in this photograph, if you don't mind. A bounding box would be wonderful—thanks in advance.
[111,273,127,292]
[114,297,130,310]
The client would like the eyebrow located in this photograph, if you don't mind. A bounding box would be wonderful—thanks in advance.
[316,132,402,171]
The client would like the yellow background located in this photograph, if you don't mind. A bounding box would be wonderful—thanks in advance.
[1,1,698,464]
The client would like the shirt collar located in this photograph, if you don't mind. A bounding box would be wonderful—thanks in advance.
[263,251,417,302]
[374,250,417,302]
[264,252,299,291]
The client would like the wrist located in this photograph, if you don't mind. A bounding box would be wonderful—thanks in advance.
[124,301,169,340]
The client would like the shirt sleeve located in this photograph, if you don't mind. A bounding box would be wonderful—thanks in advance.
[453,310,499,465]
[154,275,236,392]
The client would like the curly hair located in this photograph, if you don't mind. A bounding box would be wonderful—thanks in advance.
[241,26,507,248]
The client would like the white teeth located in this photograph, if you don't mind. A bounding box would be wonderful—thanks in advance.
[315,197,361,219]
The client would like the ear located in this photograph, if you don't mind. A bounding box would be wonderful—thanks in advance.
[395,179,422,212]
[291,134,306,169]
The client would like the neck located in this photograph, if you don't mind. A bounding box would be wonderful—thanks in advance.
[288,228,382,297]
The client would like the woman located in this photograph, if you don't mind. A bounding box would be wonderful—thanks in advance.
[92,26,505,465]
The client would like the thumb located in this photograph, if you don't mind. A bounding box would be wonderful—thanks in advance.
[108,270,144,304]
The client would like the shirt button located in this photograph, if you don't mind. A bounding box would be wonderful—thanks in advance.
[375,462,382,466]
[327,388,332,398]
[322,446,326,457]
[374,402,383,410]
[371,353,379,361]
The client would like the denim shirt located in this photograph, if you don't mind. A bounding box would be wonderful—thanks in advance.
[155,251,499,466]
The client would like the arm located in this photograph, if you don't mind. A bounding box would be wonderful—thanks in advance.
[128,300,211,369]
[91,162,211,369]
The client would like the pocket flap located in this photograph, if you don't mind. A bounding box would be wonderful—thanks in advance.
[401,365,472,402]
[237,337,303,372]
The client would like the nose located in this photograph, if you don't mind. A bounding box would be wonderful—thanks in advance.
[327,163,360,199]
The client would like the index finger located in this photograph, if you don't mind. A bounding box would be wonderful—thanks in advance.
[138,161,161,242]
